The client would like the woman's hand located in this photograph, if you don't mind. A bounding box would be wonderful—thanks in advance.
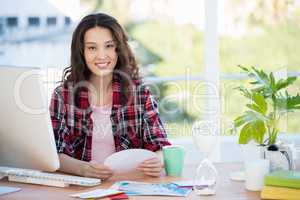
[80,161,114,180]
[137,157,163,177]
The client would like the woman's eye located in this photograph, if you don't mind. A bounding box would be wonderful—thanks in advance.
[88,46,96,50]
[106,44,115,48]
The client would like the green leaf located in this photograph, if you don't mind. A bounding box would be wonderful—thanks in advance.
[275,76,297,92]
[235,65,299,145]
[250,66,270,87]
[234,114,251,127]
[246,104,262,113]
[244,92,268,115]
[252,93,267,114]
[238,120,266,144]
[251,86,264,93]
[234,110,268,130]
[269,72,276,91]
[246,110,269,121]
[236,86,252,99]
[252,120,266,144]
[237,65,250,73]
[241,66,275,98]
[276,94,300,111]
[239,123,253,144]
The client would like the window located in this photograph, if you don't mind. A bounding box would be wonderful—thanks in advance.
[28,17,40,27]
[46,17,57,26]
[64,17,71,26]
[0,18,3,34]
[220,0,300,134]
[96,0,205,138]
[6,17,18,28]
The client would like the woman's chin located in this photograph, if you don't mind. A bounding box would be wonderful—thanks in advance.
[93,69,114,77]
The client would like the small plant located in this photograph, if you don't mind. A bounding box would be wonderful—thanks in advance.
[233,66,300,145]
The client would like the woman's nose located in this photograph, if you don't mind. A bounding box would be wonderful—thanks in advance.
[96,48,107,59]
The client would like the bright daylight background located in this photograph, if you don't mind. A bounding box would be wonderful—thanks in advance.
[1,0,300,162]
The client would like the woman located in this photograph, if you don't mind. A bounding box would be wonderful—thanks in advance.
[49,13,170,180]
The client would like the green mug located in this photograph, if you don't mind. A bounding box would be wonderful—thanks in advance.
[163,145,185,176]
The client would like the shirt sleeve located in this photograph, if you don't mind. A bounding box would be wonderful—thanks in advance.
[142,86,171,151]
[49,87,74,157]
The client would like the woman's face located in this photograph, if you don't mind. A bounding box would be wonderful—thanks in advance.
[84,26,118,77]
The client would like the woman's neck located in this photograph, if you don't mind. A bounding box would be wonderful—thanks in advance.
[89,74,113,106]
[89,74,112,93]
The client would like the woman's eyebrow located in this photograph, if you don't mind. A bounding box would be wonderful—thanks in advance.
[105,40,115,44]
[85,40,114,44]
[84,42,97,45]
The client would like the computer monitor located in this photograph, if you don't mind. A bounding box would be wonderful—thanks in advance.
[0,66,59,172]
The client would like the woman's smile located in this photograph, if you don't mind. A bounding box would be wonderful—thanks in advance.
[95,61,111,69]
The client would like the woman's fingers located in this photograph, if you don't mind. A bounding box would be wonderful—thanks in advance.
[142,157,160,164]
[87,168,113,179]
[143,171,161,177]
[138,162,162,170]
[86,161,114,179]
[137,157,163,177]
[138,166,162,173]
[138,157,163,168]
[84,171,104,179]
[137,166,162,177]
[138,163,162,170]
[90,167,113,175]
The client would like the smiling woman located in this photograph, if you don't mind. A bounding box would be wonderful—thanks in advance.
[49,13,171,180]
[84,26,118,77]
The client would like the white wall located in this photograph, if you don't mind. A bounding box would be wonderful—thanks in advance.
[0,40,70,69]
[1,0,66,28]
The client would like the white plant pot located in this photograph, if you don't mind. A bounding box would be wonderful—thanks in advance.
[240,142,264,165]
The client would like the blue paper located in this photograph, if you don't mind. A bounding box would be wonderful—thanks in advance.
[113,181,192,197]
[0,186,21,196]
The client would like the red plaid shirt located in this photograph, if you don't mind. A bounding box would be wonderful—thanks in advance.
[49,76,170,161]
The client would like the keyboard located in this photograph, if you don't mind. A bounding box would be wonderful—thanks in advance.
[0,166,101,187]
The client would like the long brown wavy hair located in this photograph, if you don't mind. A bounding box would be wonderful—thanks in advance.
[62,13,139,104]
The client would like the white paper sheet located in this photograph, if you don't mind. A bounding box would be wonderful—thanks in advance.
[70,189,122,199]
[172,180,210,187]
[172,180,194,187]
[0,186,21,196]
[104,149,157,173]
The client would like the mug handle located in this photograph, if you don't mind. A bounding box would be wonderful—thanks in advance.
[280,150,294,170]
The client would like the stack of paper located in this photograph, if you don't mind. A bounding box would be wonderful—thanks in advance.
[70,189,123,199]
[264,170,300,189]
[261,186,300,200]
[261,170,300,200]
[111,181,192,197]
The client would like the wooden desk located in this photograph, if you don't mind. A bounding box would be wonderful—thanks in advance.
[0,162,260,199]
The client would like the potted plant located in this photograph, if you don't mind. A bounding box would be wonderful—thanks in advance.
[233,66,300,170]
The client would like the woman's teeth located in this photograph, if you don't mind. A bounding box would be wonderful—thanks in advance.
[96,63,109,68]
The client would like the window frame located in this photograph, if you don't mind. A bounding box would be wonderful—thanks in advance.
[28,16,40,27]
[6,16,18,28]
[46,16,57,26]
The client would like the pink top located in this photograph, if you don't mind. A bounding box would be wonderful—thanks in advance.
[91,105,116,164]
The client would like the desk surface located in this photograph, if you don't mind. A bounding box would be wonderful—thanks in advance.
[0,162,260,200]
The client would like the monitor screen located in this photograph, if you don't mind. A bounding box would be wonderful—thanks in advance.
[0,66,59,172]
